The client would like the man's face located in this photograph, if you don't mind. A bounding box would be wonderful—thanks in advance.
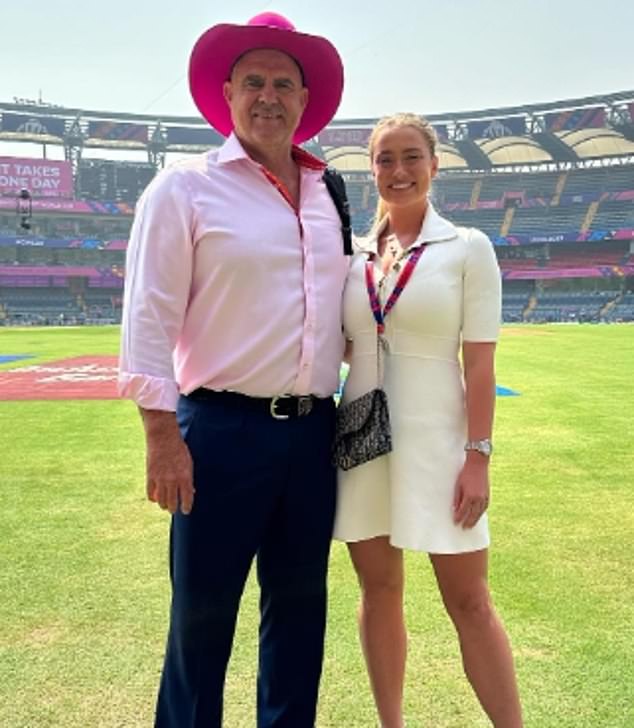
[223,48,308,155]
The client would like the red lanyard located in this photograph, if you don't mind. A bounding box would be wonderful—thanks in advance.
[365,245,426,335]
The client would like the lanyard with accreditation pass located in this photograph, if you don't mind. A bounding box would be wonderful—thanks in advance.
[365,244,427,336]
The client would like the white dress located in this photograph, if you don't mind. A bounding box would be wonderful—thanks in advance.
[333,204,501,553]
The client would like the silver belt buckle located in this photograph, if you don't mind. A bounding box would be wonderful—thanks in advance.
[270,394,291,420]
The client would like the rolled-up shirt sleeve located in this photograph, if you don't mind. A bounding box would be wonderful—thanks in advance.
[118,167,194,411]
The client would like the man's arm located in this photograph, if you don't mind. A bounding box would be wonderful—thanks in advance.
[118,167,196,513]
[118,167,194,410]
[139,408,195,515]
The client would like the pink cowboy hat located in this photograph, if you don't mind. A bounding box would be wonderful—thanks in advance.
[188,12,344,144]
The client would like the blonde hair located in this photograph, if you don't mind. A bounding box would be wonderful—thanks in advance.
[368,113,438,231]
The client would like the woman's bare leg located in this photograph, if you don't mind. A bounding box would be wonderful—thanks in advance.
[430,549,522,727]
[349,537,406,728]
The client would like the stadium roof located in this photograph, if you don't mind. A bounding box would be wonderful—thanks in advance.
[1,89,634,172]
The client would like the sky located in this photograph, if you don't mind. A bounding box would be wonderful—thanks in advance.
[0,0,632,130]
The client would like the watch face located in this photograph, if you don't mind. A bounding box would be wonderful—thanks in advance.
[479,441,492,456]
[466,439,492,456]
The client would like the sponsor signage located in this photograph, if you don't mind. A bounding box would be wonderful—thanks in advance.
[493,230,634,246]
[165,126,224,146]
[0,156,73,198]
[0,198,134,214]
[87,121,148,142]
[544,107,606,132]
[468,117,527,139]
[503,266,634,281]
[319,128,372,147]
[341,172,373,183]
[1,113,66,137]
[0,237,125,249]
[0,356,119,401]
[319,125,449,147]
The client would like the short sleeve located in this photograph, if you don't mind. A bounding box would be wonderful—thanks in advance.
[462,228,501,342]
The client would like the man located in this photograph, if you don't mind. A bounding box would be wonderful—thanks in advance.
[118,12,347,728]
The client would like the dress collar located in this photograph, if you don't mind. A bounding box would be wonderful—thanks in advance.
[356,202,458,254]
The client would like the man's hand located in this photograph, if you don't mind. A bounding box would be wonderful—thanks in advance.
[139,408,195,515]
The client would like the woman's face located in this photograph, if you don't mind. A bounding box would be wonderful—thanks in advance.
[371,125,438,212]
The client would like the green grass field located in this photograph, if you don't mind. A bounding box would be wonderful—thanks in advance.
[1,324,633,727]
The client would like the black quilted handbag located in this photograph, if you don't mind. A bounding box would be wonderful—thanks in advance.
[333,387,392,470]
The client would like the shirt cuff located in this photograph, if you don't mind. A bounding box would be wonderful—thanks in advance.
[117,373,180,411]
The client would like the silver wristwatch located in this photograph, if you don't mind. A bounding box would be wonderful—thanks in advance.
[464,438,493,457]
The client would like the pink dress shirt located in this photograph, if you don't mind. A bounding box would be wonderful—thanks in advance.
[118,133,349,411]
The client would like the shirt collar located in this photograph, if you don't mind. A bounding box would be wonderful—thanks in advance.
[356,202,458,254]
[216,132,326,172]
[216,132,249,164]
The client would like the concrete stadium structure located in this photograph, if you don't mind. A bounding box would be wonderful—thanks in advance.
[1,91,633,325]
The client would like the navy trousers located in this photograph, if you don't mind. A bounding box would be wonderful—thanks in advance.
[154,393,337,728]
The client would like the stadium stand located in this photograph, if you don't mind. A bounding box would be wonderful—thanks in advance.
[1,90,633,325]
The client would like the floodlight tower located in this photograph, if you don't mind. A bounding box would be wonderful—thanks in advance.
[64,115,86,195]
[148,122,167,171]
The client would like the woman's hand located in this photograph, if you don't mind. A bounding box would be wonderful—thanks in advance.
[453,453,490,529]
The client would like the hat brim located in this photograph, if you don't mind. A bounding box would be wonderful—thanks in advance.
[189,23,344,144]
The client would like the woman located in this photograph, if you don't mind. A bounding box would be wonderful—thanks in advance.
[333,113,523,728]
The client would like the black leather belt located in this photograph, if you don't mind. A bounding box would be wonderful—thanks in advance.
[186,388,318,420]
